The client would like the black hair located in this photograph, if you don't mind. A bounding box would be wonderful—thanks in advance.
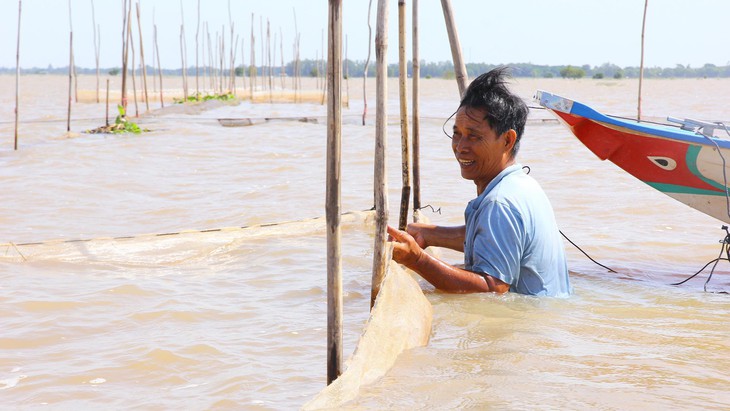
[458,66,528,157]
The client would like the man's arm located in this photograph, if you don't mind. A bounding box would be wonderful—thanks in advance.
[406,223,466,252]
[388,226,509,294]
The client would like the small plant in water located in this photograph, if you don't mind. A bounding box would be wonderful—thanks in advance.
[85,105,148,134]
[174,92,236,104]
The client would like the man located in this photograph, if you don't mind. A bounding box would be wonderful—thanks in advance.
[388,67,571,297]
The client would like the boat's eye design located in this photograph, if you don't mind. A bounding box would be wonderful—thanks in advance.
[648,156,677,170]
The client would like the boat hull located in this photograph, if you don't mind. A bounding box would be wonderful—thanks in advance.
[536,90,730,223]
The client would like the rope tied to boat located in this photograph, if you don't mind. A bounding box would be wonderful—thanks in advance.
[671,225,730,293]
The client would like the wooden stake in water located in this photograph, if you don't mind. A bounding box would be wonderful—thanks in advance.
[128,12,139,117]
[397,0,411,231]
[105,79,111,126]
[179,0,189,100]
[121,0,130,111]
[154,23,164,107]
[250,13,255,99]
[14,0,21,151]
[412,0,421,214]
[371,0,389,309]
[91,0,100,103]
[67,31,73,133]
[325,0,343,386]
[362,0,373,125]
[136,2,149,112]
[638,0,648,121]
[195,0,200,97]
[440,0,467,97]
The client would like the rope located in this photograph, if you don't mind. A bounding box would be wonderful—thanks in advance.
[671,226,730,292]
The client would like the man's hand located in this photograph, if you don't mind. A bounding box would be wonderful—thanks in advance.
[387,225,424,269]
[404,223,434,249]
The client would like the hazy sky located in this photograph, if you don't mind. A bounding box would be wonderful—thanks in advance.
[1,0,729,69]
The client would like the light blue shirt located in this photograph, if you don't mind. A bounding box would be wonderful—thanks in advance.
[464,164,571,297]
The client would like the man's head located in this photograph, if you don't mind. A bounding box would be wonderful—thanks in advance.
[458,67,528,158]
[451,67,528,194]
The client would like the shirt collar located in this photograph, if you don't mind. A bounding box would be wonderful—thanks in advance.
[469,163,523,210]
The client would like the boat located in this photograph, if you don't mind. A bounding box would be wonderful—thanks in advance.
[536,90,730,223]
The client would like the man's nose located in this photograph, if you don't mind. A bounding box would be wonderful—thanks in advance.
[453,138,468,152]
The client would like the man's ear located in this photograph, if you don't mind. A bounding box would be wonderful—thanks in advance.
[502,129,517,153]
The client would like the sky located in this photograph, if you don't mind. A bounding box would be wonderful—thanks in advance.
[1,0,729,70]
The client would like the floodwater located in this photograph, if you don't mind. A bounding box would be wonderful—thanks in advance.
[1,74,729,410]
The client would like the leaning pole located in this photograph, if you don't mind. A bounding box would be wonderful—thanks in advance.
[638,0,648,121]
[325,0,343,386]
[14,0,21,150]
[440,0,467,96]
[370,0,389,309]
[397,0,411,231]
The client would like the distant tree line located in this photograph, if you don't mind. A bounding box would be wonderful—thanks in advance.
[3,60,730,79]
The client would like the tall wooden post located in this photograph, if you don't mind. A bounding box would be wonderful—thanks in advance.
[326,0,343,386]
[136,2,149,112]
[638,0,648,121]
[121,0,129,111]
[91,0,100,103]
[371,0,389,309]
[397,0,411,230]
[67,31,73,132]
[412,0,421,214]
[105,78,110,126]
[154,24,164,107]
[195,0,200,97]
[14,0,21,150]
[440,0,467,97]
[362,0,373,126]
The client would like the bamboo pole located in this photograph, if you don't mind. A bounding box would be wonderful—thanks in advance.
[152,7,157,93]
[121,0,129,111]
[208,25,215,92]
[180,0,188,100]
[91,0,100,103]
[105,78,110,126]
[371,0,389,309]
[67,31,73,132]
[397,0,411,231]
[638,0,648,121]
[180,25,187,99]
[128,13,139,117]
[440,0,467,97]
[68,0,78,105]
[241,39,246,93]
[326,0,343,385]
[260,16,264,91]
[268,20,273,102]
[280,27,284,90]
[219,29,224,94]
[362,0,373,125]
[412,0,421,214]
[344,34,349,108]
[233,34,239,95]
[154,23,164,107]
[228,1,235,93]
[195,0,200,97]
[70,0,78,104]
[14,0,21,151]
[250,13,255,99]
[136,2,149,112]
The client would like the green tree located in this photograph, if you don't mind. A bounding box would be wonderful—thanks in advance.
[560,66,585,79]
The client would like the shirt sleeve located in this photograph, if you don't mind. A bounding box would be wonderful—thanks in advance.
[469,200,525,286]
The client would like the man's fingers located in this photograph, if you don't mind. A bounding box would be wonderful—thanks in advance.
[387,225,405,241]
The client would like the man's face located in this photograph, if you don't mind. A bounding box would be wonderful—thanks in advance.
[452,106,513,194]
